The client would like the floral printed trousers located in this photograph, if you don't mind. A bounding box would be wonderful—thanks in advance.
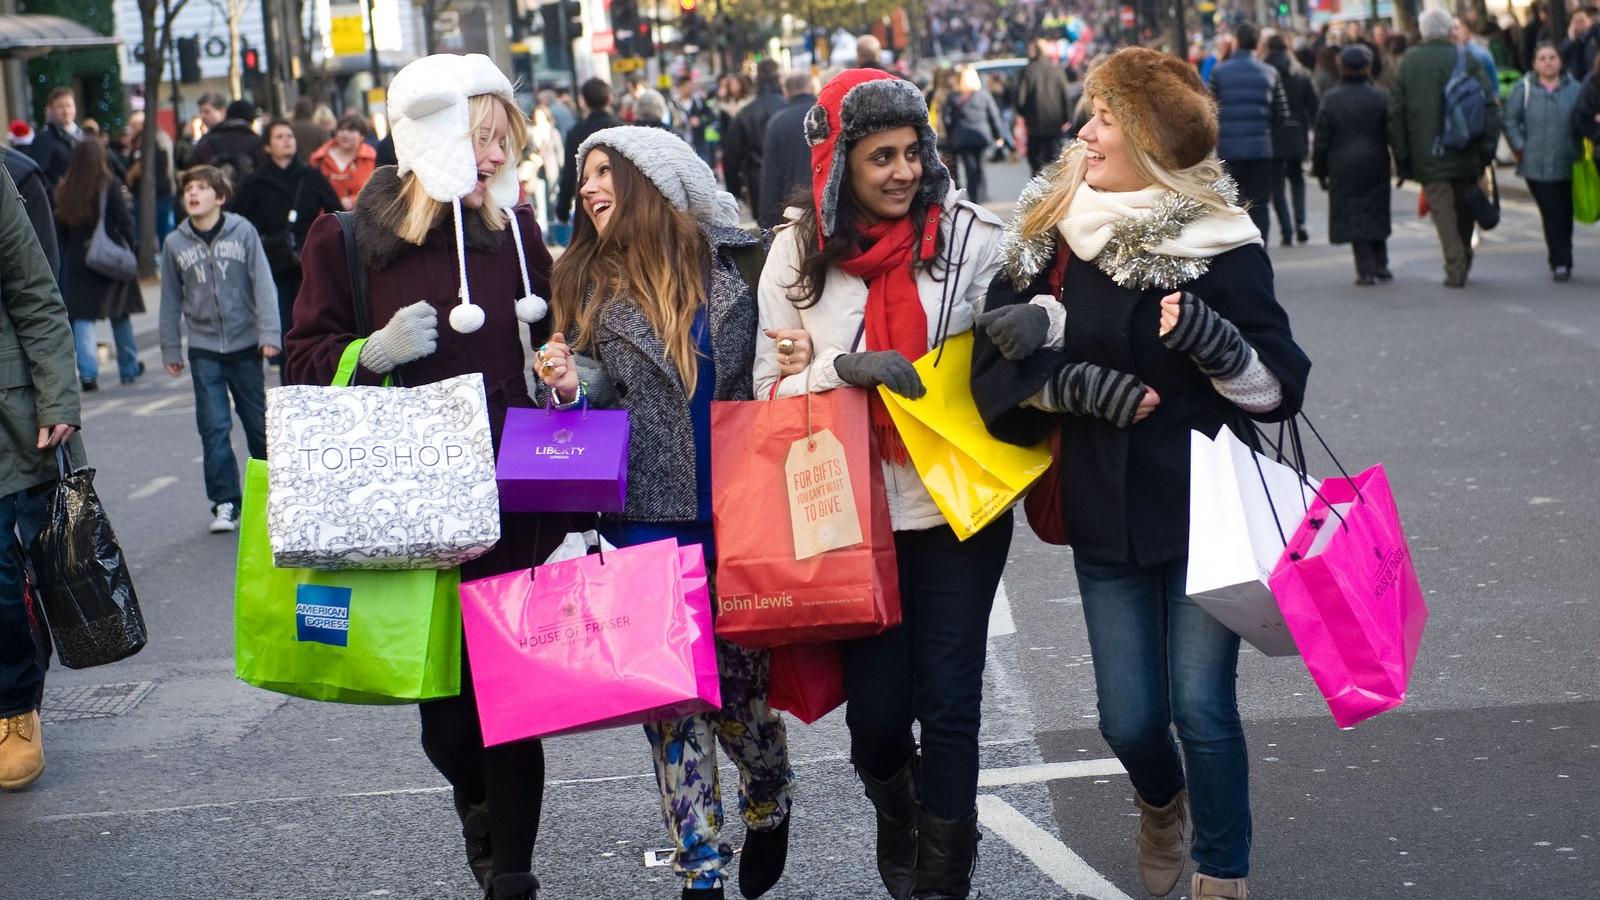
[643,638,794,890]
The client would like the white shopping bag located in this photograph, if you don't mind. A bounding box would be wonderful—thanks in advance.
[265,372,500,570]
[1186,426,1317,656]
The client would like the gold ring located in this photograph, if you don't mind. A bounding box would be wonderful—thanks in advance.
[540,361,555,376]
[776,338,796,356]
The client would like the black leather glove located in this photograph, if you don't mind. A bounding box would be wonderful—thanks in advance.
[1159,292,1252,379]
[976,304,1051,361]
[834,350,926,398]
[1043,361,1148,428]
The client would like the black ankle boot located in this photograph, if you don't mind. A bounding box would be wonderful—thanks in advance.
[453,790,494,888]
[738,808,790,898]
[911,810,979,899]
[483,872,539,900]
[858,756,920,900]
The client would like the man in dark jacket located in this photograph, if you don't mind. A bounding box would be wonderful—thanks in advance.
[188,100,265,188]
[556,78,624,225]
[757,71,820,230]
[1390,7,1502,287]
[1562,9,1600,81]
[1015,39,1075,174]
[1265,33,1320,245]
[1210,23,1291,240]
[723,60,786,218]
[0,164,84,794]
[23,87,81,192]
[2,148,59,277]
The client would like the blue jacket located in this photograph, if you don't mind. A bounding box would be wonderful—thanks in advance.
[1504,74,1582,183]
[1210,56,1289,161]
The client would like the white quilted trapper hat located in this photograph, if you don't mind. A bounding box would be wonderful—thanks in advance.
[388,53,547,333]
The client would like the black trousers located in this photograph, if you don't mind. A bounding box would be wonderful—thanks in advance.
[1271,158,1308,238]
[420,640,546,875]
[955,149,989,204]
[842,513,1012,819]
[1526,178,1575,270]
[1225,158,1275,241]
[1026,134,1065,175]
[1352,240,1390,278]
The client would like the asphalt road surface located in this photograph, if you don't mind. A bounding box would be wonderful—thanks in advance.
[4,158,1598,900]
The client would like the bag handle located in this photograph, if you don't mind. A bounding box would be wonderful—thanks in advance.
[335,211,372,337]
[331,338,394,388]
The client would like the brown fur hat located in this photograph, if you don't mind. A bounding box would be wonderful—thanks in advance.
[1084,48,1218,171]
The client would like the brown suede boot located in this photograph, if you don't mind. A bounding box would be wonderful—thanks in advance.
[1134,790,1187,896]
[0,710,44,791]
[1191,872,1249,899]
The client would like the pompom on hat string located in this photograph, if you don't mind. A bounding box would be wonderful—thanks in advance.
[387,52,546,334]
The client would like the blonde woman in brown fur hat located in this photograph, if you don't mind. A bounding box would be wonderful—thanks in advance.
[970,48,1313,900]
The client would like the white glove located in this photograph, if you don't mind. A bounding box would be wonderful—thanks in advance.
[359,301,439,374]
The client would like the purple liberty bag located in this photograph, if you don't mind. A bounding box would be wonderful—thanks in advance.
[497,401,630,512]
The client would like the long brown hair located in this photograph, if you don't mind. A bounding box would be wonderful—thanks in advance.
[54,139,112,228]
[551,146,710,394]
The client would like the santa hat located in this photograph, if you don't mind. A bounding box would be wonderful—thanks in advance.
[804,68,950,259]
[1084,48,1218,172]
[9,119,31,138]
[388,53,544,332]
[575,126,742,227]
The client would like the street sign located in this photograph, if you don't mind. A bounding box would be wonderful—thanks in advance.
[592,30,616,55]
[330,15,367,57]
[612,56,646,73]
[1119,5,1136,28]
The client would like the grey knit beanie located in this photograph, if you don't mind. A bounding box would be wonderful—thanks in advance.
[575,126,742,227]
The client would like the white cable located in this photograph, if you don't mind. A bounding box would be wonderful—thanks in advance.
[447,196,484,333]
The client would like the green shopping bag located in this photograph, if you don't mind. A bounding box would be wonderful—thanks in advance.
[1575,140,1599,226]
[235,459,462,703]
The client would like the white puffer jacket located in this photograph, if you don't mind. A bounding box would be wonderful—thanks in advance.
[754,190,1006,533]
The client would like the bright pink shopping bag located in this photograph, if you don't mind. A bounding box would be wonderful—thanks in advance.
[1269,465,1427,728]
[459,537,721,745]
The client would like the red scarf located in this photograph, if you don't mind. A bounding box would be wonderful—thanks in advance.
[836,215,929,466]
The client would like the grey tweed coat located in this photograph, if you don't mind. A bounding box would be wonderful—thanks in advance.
[544,224,759,522]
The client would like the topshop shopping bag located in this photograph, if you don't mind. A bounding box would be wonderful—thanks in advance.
[265,340,500,570]
[235,460,462,703]
[877,331,1052,540]
[459,536,721,744]
[29,447,146,669]
[1269,465,1428,728]
[1186,426,1318,656]
[711,388,901,648]
[767,642,846,725]
[497,402,629,512]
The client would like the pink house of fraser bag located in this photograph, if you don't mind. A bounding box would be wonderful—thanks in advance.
[459,535,721,744]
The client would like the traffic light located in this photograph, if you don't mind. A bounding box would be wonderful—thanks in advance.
[241,46,260,72]
[176,35,201,84]
[1276,2,1290,15]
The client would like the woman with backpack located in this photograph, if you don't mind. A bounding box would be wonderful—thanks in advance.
[971,49,1310,900]
[230,119,341,364]
[53,139,142,390]
[754,69,1011,900]
[1504,42,1585,281]
[536,125,795,900]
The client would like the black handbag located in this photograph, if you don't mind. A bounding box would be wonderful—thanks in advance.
[28,447,147,669]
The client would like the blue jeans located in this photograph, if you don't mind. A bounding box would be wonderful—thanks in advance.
[1075,557,1251,879]
[0,488,50,717]
[189,351,267,507]
[71,318,139,383]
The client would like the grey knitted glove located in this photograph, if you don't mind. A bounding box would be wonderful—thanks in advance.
[1041,361,1149,428]
[359,301,439,375]
[834,350,926,399]
[976,304,1051,361]
[1159,292,1252,379]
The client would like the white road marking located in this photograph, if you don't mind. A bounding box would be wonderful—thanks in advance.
[128,476,179,501]
[133,395,187,416]
[976,795,1136,900]
[978,758,1126,788]
[988,579,1016,638]
[79,399,126,422]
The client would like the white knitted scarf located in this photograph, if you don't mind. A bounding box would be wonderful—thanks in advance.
[1057,184,1262,266]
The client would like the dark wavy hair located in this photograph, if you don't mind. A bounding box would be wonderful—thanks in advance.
[53,139,112,229]
[781,181,949,310]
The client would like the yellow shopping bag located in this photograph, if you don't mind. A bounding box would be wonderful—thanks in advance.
[878,331,1052,540]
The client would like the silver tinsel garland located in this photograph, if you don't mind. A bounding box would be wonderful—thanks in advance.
[998,152,1244,292]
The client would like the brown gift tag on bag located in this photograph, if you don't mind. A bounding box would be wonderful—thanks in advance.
[785,428,865,560]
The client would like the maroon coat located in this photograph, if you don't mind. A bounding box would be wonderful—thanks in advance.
[286,167,570,578]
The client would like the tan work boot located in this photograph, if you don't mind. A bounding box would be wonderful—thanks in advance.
[1134,789,1188,896]
[0,710,44,791]
[1191,872,1249,899]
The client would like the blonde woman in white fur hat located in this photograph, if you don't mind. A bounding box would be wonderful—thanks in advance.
[284,53,567,900]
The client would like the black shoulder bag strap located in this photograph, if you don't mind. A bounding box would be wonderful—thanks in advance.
[334,211,371,337]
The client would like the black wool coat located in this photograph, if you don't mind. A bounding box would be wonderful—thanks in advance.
[973,243,1311,567]
[1313,77,1393,244]
[57,183,142,321]
[230,158,342,274]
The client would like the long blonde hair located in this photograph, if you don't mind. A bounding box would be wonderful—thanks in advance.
[1015,129,1235,246]
[386,93,530,245]
[551,147,709,395]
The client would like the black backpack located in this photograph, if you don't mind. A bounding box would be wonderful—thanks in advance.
[1435,47,1488,157]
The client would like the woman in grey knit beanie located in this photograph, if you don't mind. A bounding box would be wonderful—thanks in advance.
[535,126,795,900]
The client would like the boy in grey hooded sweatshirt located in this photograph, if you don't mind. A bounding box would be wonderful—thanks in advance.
[159,164,280,532]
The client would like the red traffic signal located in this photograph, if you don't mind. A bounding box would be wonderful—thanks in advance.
[242,48,260,71]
